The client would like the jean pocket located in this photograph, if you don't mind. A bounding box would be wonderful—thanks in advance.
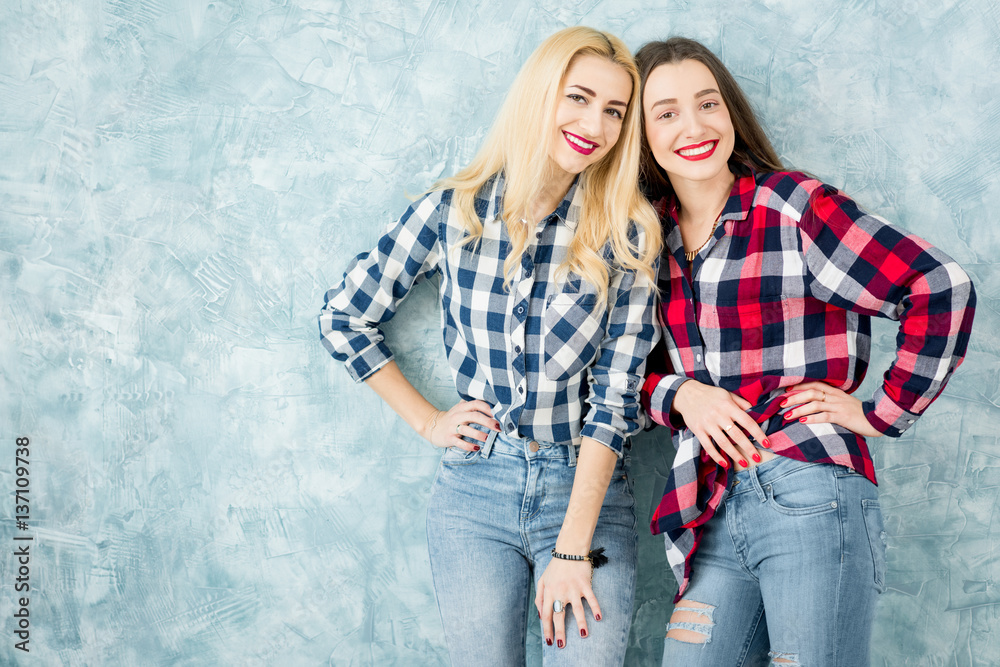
[862,498,887,593]
[440,446,482,466]
[763,463,840,516]
[542,290,604,381]
[833,465,861,478]
[607,455,637,531]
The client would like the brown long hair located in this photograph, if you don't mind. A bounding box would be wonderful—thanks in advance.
[635,37,784,200]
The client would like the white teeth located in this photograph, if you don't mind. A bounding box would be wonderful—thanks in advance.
[565,133,597,149]
[678,142,715,157]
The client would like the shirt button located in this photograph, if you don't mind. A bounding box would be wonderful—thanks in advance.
[696,353,703,363]
[518,386,524,394]
[536,231,542,238]
[906,419,915,424]
[529,441,539,452]
[515,345,521,354]
[516,306,524,314]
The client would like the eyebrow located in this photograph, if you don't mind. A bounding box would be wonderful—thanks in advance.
[649,88,720,109]
[569,84,628,108]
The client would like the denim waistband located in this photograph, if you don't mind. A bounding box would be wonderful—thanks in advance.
[726,455,833,502]
[476,429,581,467]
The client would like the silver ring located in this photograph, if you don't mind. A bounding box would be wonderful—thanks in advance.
[724,424,735,433]
[455,424,462,434]
[553,600,565,614]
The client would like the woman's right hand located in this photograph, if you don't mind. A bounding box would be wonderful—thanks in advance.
[422,399,501,451]
[672,380,769,468]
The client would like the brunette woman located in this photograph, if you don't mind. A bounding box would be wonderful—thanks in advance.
[637,37,974,666]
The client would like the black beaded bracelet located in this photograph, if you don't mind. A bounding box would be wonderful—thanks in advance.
[550,547,609,569]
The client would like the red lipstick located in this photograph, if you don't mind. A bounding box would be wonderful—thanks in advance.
[674,140,717,161]
[563,131,598,155]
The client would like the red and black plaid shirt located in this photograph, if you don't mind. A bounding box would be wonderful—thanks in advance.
[642,170,975,600]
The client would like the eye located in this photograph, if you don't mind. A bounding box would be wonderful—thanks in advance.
[700,101,718,111]
[605,107,623,119]
[657,110,677,120]
[567,93,587,103]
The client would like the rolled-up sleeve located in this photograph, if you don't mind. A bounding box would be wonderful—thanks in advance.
[640,350,689,433]
[319,193,443,382]
[582,236,661,455]
[800,184,976,436]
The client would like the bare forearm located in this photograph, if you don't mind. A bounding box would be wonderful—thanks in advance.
[364,360,500,449]
[554,437,618,555]
[364,360,439,439]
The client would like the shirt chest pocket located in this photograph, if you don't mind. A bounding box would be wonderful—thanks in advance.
[705,295,787,376]
[543,288,605,381]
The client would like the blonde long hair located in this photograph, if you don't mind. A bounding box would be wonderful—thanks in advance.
[434,26,661,305]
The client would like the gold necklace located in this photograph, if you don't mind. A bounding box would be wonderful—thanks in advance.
[684,213,722,262]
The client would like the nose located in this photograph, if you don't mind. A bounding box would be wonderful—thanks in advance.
[577,105,603,138]
[681,111,704,139]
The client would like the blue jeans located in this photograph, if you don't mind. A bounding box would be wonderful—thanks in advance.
[426,431,637,666]
[661,455,887,667]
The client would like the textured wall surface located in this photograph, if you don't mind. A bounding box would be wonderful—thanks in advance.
[1,0,997,664]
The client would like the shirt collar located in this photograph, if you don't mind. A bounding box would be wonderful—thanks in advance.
[726,169,758,225]
[558,175,582,230]
[655,168,758,229]
[485,171,582,230]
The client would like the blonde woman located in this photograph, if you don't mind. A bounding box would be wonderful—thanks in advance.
[319,27,661,665]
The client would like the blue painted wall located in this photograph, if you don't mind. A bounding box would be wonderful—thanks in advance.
[1,1,997,664]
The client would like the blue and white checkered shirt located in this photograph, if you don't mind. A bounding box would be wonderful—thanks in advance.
[319,174,659,455]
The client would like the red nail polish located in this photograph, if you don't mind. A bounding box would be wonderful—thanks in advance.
[799,417,807,423]
[538,610,541,618]
[784,412,794,420]
[546,638,552,646]
[781,400,788,407]
[762,439,770,448]
[596,614,602,621]
[580,628,588,638]
[738,459,748,467]
[719,459,729,469]
[752,453,761,463]
[557,640,564,649]
[473,445,480,451]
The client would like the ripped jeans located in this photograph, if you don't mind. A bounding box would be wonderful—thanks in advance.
[661,455,887,667]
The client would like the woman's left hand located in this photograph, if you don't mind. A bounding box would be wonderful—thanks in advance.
[781,381,882,438]
[535,556,599,649]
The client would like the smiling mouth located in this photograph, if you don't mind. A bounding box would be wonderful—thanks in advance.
[564,131,599,155]
[675,140,717,160]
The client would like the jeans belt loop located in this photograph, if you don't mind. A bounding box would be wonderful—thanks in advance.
[749,465,767,502]
[567,442,578,468]
[481,429,498,459]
